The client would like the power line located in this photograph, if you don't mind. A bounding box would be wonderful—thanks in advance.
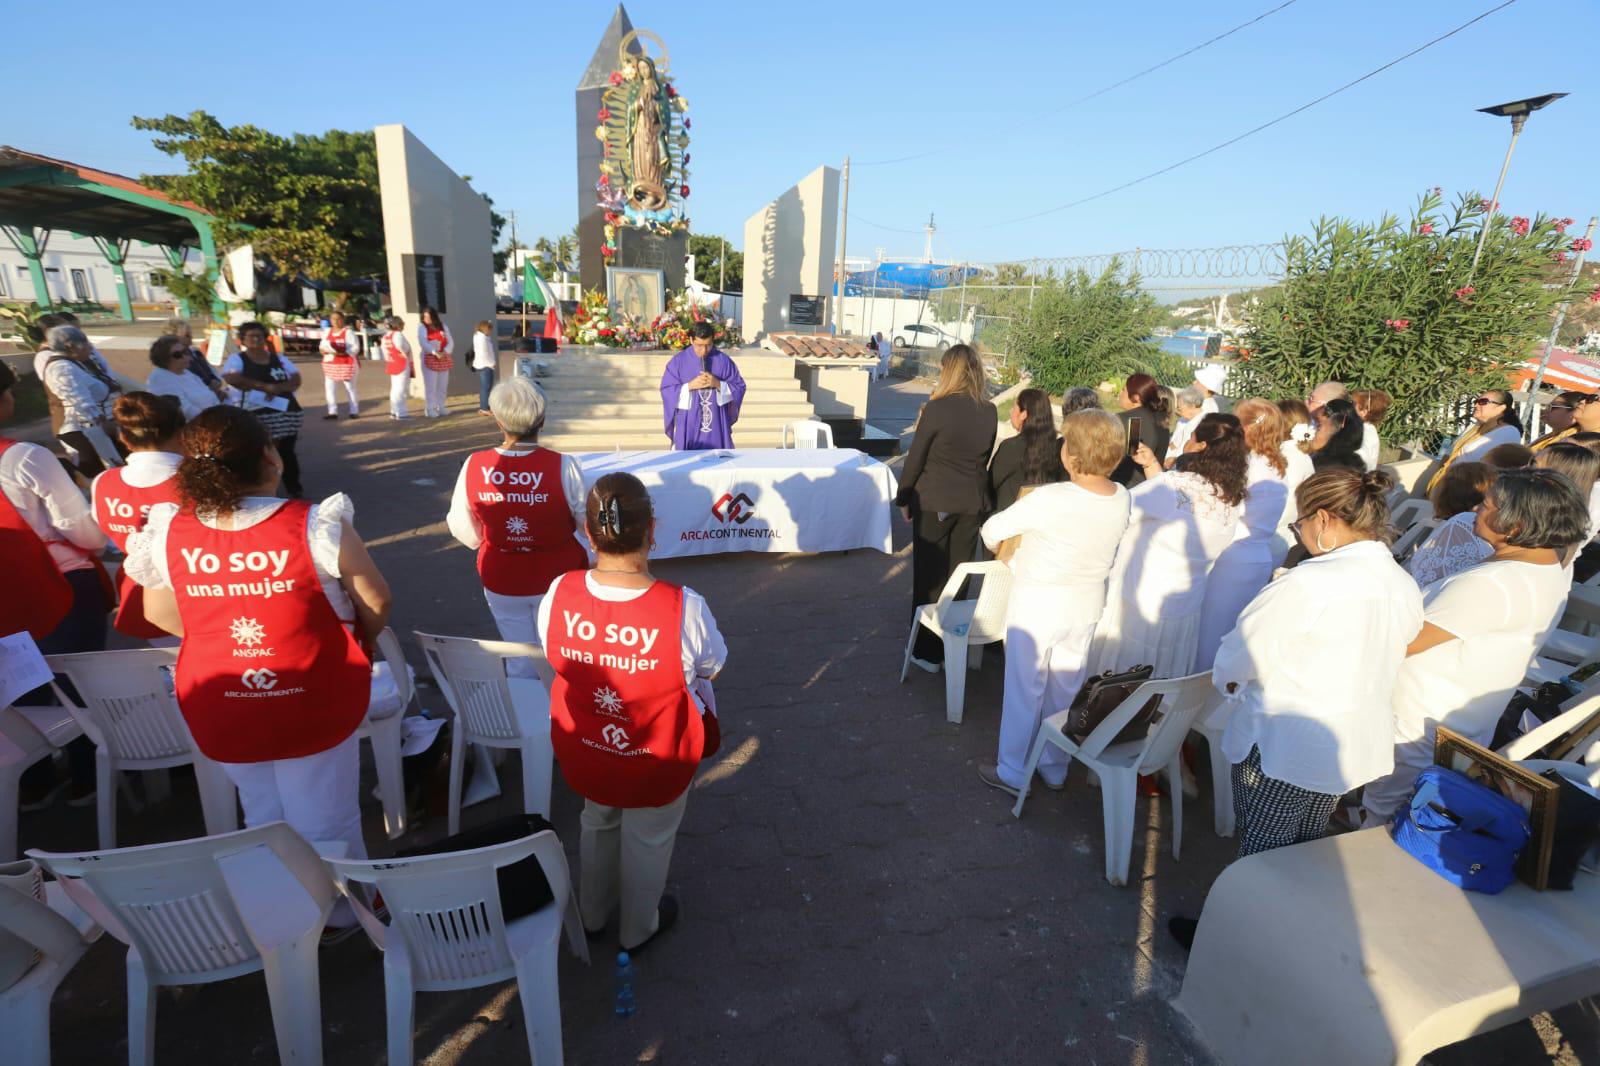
[847,212,925,235]
[976,0,1517,230]
[853,0,1306,168]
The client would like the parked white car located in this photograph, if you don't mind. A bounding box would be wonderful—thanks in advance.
[892,323,957,350]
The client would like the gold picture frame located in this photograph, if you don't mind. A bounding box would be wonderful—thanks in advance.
[1433,726,1560,890]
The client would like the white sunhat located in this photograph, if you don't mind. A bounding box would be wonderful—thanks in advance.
[1194,364,1229,394]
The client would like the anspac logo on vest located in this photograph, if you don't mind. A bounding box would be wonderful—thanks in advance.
[682,489,776,543]
[229,616,274,659]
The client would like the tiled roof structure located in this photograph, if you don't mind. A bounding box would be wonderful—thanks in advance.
[766,333,877,362]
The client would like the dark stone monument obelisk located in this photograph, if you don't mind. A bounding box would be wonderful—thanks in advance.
[576,6,638,292]
[576,5,690,295]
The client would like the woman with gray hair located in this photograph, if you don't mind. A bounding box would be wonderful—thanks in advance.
[1361,467,1591,824]
[1165,385,1206,466]
[446,376,589,656]
[41,324,132,477]
[1061,387,1101,420]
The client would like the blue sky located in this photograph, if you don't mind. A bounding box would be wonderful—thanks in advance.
[10,0,1598,265]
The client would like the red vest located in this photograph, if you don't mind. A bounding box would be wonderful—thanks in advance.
[323,328,357,381]
[423,327,453,371]
[465,448,587,596]
[92,465,181,639]
[382,332,409,375]
[167,500,370,763]
[547,575,716,808]
[0,438,72,640]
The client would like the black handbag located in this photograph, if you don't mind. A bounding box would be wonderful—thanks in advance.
[1540,770,1600,891]
[1065,665,1161,743]
[396,814,556,919]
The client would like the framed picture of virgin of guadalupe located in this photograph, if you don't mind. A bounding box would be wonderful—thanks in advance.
[606,266,665,323]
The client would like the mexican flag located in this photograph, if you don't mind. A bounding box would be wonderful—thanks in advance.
[522,260,562,337]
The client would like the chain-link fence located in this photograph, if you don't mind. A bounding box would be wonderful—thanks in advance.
[839,243,1288,382]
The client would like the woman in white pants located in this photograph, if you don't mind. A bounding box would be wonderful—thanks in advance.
[446,378,587,673]
[417,306,454,418]
[976,409,1132,796]
[319,311,362,418]
[380,316,413,419]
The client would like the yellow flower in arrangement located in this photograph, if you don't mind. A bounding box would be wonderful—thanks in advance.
[672,97,688,112]
[603,225,616,241]
[594,126,606,142]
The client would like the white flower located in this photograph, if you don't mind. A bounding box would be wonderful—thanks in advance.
[1291,423,1316,444]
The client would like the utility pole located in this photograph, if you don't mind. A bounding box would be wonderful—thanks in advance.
[923,214,936,263]
[833,156,850,334]
[720,236,726,292]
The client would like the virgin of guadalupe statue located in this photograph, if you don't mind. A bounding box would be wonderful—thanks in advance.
[627,57,671,211]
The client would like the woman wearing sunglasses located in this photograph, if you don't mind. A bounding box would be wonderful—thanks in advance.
[1426,388,1523,494]
[1530,389,1589,452]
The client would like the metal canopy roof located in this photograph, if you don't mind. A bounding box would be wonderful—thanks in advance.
[0,145,212,248]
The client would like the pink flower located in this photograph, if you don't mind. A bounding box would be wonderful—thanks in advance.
[598,108,610,122]
[1573,238,1593,252]
[1417,223,1434,235]
[1454,285,1475,300]
[1590,288,1600,303]
[1511,216,1531,236]
[1384,318,1411,331]
[1480,198,1499,212]
[1553,251,1569,263]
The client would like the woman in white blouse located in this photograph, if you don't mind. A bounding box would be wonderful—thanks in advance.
[1088,413,1248,680]
[1405,461,1494,588]
[1195,400,1292,671]
[417,307,455,418]
[1426,388,1524,496]
[976,410,1132,796]
[1214,468,1423,856]
[40,324,132,477]
[1362,469,1589,824]
[145,335,224,420]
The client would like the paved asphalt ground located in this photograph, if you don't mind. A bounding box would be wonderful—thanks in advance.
[12,321,1597,1064]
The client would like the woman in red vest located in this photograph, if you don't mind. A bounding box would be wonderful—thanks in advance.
[91,392,184,641]
[128,407,392,914]
[447,377,587,665]
[417,306,454,418]
[536,472,728,953]
[381,315,414,420]
[0,361,110,809]
[319,311,362,419]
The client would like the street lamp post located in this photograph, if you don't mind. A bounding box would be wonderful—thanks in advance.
[1467,93,1567,280]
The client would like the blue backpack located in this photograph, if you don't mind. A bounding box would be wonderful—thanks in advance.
[1389,765,1530,894]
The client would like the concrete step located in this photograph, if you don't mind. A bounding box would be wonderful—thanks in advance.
[540,400,816,418]
[541,381,808,397]
[548,352,797,373]
[543,414,820,433]
[539,432,798,452]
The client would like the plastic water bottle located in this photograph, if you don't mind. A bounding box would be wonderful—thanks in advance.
[613,951,636,1017]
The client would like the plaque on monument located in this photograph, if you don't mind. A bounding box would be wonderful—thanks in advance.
[614,228,688,292]
[789,295,823,327]
[401,253,447,312]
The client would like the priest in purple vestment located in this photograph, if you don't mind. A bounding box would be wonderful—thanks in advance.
[660,322,746,450]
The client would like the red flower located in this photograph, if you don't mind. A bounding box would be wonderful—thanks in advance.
[604,211,620,224]
[665,84,677,98]
[1573,238,1593,252]
[1511,216,1531,236]
[683,153,691,166]
[598,327,614,336]
[598,174,609,187]
[601,246,615,258]
[598,108,610,122]
[608,72,623,85]
[1417,223,1435,235]
[1454,285,1475,300]
[684,117,691,129]
[680,184,691,197]
[1384,319,1410,331]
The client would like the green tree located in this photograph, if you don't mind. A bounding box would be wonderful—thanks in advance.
[688,234,742,292]
[1233,191,1579,445]
[1010,259,1166,394]
[132,111,386,282]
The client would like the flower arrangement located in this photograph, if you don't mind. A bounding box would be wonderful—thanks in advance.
[564,288,736,350]
[565,289,649,348]
[647,290,737,351]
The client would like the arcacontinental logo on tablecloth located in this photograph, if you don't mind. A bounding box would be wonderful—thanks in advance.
[682,490,777,542]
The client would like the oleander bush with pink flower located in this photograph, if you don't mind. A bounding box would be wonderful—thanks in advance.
[1233,190,1581,445]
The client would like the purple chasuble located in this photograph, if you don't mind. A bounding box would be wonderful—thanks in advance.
[660,347,746,450]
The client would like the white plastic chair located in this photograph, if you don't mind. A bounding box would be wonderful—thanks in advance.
[29,822,340,1066]
[1389,497,1431,534]
[1,707,82,863]
[1013,671,1215,886]
[0,869,104,1066]
[1499,686,1600,765]
[782,419,835,448]
[325,829,588,1066]
[898,560,1013,724]
[1191,689,1237,837]
[362,628,415,840]
[415,632,554,835]
[45,648,237,849]
[1390,517,1437,563]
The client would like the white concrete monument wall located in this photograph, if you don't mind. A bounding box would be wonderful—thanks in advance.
[376,123,494,389]
[741,165,840,344]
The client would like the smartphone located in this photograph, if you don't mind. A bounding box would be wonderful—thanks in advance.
[1127,416,1143,454]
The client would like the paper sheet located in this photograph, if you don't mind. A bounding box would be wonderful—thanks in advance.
[0,632,52,708]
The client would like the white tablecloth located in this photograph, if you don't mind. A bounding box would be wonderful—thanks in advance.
[576,449,897,559]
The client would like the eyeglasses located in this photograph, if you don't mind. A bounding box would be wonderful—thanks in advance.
[1288,518,1309,541]
[1550,404,1575,412]
[1472,397,1504,407]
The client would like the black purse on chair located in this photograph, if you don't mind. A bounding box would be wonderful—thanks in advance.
[1065,665,1161,744]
